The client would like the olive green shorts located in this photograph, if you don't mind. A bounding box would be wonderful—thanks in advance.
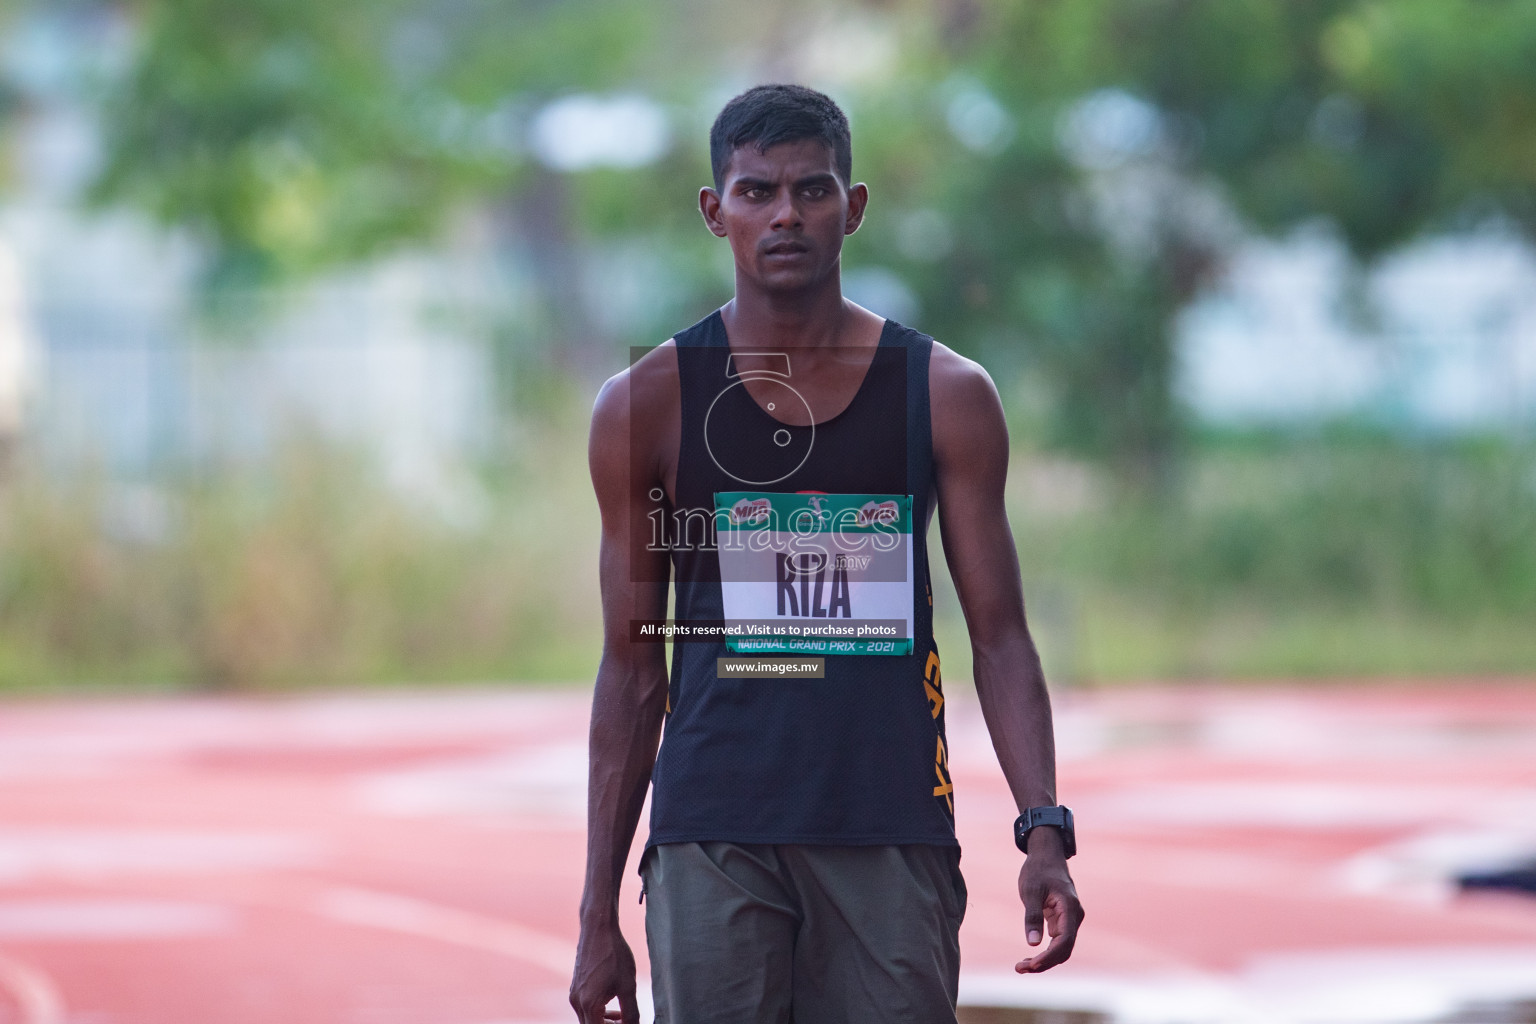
[641,841,966,1024]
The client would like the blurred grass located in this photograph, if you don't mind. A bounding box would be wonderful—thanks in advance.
[1,421,1533,691]
[933,434,1536,687]
[0,416,603,692]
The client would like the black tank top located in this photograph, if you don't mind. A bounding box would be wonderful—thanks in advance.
[646,309,956,848]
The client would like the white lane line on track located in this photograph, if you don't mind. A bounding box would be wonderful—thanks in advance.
[0,828,323,882]
[316,886,577,975]
[0,950,64,1024]
[0,900,235,940]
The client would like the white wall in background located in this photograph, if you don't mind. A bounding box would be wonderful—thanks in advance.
[2,189,501,480]
[0,244,36,445]
[1178,227,1536,432]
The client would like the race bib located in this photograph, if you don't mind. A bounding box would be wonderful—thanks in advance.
[714,492,914,656]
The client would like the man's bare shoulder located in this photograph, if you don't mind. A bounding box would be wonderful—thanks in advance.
[928,339,1008,476]
[929,339,1003,419]
[591,339,680,437]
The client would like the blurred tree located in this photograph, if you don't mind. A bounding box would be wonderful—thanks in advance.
[888,0,1536,483]
[87,0,881,383]
[88,0,1536,478]
[1089,0,1536,251]
[90,0,667,372]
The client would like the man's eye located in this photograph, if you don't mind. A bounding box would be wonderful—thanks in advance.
[803,187,828,199]
[745,187,769,199]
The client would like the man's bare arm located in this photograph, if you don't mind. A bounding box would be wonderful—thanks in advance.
[569,363,673,1024]
[931,344,1084,974]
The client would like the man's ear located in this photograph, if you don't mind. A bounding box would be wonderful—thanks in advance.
[699,187,728,238]
[844,182,869,236]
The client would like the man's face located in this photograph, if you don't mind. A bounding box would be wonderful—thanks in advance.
[701,138,866,293]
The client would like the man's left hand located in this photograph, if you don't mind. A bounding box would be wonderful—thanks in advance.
[1015,826,1084,974]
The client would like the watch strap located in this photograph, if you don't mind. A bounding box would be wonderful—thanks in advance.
[1014,805,1076,858]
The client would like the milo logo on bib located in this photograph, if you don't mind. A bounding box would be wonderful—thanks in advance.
[714,492,915,657]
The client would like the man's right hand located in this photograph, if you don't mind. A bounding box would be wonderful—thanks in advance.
[569,921,640,1024]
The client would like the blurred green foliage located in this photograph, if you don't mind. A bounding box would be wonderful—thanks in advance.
[0,420,602,690]
[79,0,1536,476]
[947,435,1536,683]
[1110,441,1536,616]
[894,0,1536,476]
[91,0,661,288]
[3,1,1536,688]
[3,429,1534,690]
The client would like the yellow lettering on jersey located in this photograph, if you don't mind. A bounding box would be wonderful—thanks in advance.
[924,651,943,719]
[932,734,954,813]
[933,769,954,803]
[924,680,943,718]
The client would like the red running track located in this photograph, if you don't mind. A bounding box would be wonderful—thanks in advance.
[0,682,1531,1023]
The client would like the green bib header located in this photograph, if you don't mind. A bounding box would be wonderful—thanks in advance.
[715,492,912,535]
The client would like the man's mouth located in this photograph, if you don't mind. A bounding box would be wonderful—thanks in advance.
[763,241,809,256]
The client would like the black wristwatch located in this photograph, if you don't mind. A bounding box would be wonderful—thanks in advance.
[1014,805,1075,858]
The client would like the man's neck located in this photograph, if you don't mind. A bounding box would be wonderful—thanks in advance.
[721,272,858,352]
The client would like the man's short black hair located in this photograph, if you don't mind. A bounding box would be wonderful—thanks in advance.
[709,84,852,191]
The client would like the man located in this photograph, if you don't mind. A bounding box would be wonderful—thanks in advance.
[571,84,1083,1024]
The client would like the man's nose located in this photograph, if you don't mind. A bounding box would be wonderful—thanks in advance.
[769,192,802,230]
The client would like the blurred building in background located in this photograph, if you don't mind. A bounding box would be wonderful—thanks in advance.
[1182,228,1536,433]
